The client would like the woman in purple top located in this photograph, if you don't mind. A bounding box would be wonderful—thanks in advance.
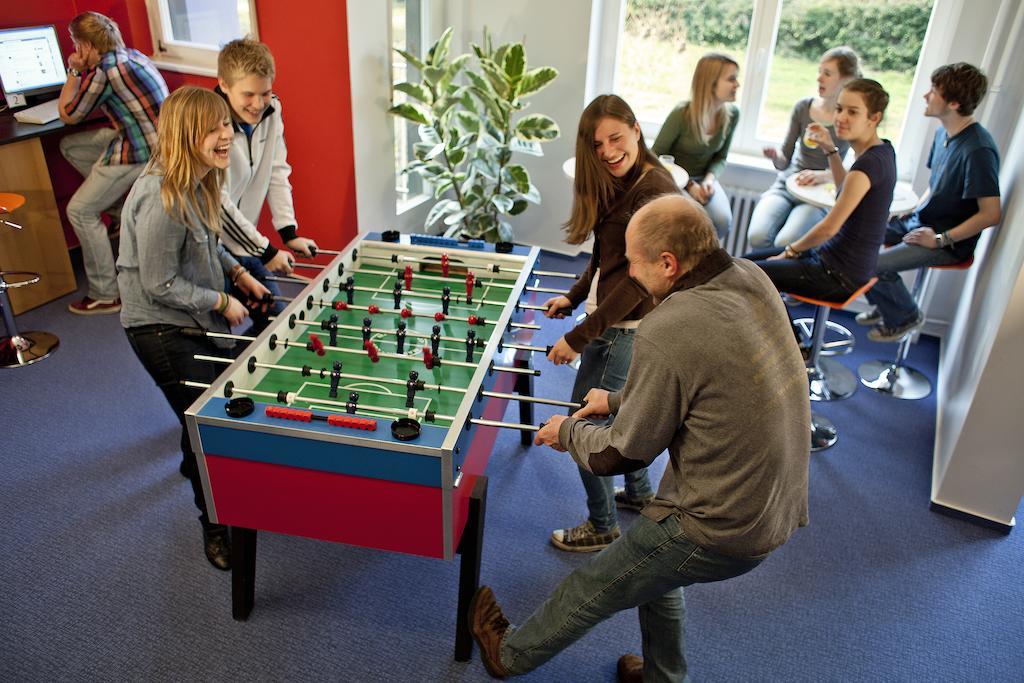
[746,79,896,303]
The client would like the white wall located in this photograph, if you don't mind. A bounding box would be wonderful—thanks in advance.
[931,1,1024,526]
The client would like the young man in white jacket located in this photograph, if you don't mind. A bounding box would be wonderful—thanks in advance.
[215,38,318,331]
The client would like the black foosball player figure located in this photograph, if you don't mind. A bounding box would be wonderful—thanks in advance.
[442,286,451,315]
[405,370,421,408]
[393,280,403,309]
[362,317,373,344]
[322,313,339,346]
[431,324,442,357]
[329,360,342,398]
[396,320,407,354]
[465,329,476,362]
[344,276,356,304]
[346,391,359,414]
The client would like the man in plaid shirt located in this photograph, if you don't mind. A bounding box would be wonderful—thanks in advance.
[58,11,168,315]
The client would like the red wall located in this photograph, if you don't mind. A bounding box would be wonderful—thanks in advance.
[2,0,358,251]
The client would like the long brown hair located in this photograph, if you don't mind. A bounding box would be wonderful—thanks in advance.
[685,52,738,143]
[152,86,230,232]
[69,12,125,53]
[563,95,659,245]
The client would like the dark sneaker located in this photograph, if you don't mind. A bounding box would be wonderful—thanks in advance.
[469,586,510,679]
[868,313,924,343]
[68,296,121,315]
[550,520,620,553]
[617,654,644,683]
[203,526,231,571]
[855,307,882,326]
[613,487,654,512]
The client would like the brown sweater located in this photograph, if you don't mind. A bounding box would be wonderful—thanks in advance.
[564,165,680,351]
[560,253,811,558]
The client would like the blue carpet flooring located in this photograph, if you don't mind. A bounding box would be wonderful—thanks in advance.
[1,248,1022,682]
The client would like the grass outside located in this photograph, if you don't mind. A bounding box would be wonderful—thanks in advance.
[617,31,917,150]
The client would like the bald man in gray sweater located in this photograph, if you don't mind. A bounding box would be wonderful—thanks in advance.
[470,194,811,682]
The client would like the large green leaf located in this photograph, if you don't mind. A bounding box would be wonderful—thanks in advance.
[504,164,530,194]
[515,114,560,141]
[490,194,514,213]
[524,182,541,204]
[394,48,424,72]
[464,71,493,97]
[518,66,558,97]
[423,66,446,86]
[455,112,480,135]
[479,59,510,99]
[388,102,431,125]
[418,124,441,146]
[444,210,467,226]
[393,82,432,105]
[502,44,525,81]
[433,179,453,199]
[446,147,466,167]
[509,199,529,216]
[427,27,453,67]
[425,199,459,231]
[413,142,445,161]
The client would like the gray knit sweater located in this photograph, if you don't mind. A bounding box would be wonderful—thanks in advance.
[559,251,811,558]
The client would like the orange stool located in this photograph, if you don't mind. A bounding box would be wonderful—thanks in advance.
[1,194,60,368]
[788,278,877,451]
[859,258,973,399]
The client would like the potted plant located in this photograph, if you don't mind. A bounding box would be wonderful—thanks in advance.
[388,27,560,243]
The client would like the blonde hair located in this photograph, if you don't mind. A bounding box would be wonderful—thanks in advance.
[153,87,230,232]
[218,38,276,85]
[69,12,125,54]
[685,53,738,143]
[563,95,659,245]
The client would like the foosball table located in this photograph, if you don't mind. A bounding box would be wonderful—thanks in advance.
[184,232,577,659]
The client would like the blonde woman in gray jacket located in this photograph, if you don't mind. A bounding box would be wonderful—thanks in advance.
[117,86,270,572]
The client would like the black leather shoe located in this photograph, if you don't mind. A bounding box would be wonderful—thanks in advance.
[617,654,643,683]
[179,458,195,479]
[203,526,231,571]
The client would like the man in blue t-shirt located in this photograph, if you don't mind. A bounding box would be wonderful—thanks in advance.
[858,63,1002,341]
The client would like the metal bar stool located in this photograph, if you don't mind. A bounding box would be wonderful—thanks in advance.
[858,258,973,399]
[788,278,877,452]
[1,193,60,368]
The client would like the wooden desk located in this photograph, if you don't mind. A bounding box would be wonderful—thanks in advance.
[0,112,77,314]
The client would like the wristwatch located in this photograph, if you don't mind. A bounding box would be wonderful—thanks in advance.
[67,67,81,77]
[826,146,840,156]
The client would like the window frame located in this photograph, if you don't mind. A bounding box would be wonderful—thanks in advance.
[600,0,951,182]
[390,0,430,213]
[143,0,259,77]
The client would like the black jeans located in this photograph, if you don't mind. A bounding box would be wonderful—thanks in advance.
[744,247,859,303]
[124,324,231,528]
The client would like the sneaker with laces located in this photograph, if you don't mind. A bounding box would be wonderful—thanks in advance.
[469,586,510,679]
[617,654,644,683]
[613,487,654,512]
[855,307,882,326]
[68,296,121,315]
[867,313,924,342]
[550,520,620,553]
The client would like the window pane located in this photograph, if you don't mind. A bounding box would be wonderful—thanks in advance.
[758,0,934,149]
[616,0,754,125]
[165,0,254,49]
[393,0,425,205]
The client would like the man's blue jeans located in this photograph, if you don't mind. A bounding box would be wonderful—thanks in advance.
[500,513,764,682]
[570,327,653,532]
[865,218,963,327]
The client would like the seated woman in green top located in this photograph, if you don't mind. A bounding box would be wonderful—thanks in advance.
[653,52,740,240]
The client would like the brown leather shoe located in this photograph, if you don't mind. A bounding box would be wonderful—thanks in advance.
[469,586,510,678]
[617,653,643,683]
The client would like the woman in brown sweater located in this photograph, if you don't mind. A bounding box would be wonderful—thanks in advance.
[543,94,679,552]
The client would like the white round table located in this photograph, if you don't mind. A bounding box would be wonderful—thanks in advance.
[785,175,919,217]
[562,157,689,189]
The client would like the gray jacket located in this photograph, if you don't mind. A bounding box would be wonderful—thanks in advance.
[117,172,239,337]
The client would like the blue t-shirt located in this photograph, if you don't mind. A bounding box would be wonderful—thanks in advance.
[818,141,896,286]
[917,122,1000,260]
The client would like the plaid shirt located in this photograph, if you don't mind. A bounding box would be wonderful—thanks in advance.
[64,48,168,165]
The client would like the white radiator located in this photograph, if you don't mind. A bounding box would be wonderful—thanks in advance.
[723,186,760,256]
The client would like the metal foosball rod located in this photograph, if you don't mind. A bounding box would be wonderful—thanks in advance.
[479,390,580,409]
[352,265,516,290]
[193,354,468,395]
[303,295,502,328]
[183,380,456,424]
[531,269,578,279]
[290,316,486,348]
